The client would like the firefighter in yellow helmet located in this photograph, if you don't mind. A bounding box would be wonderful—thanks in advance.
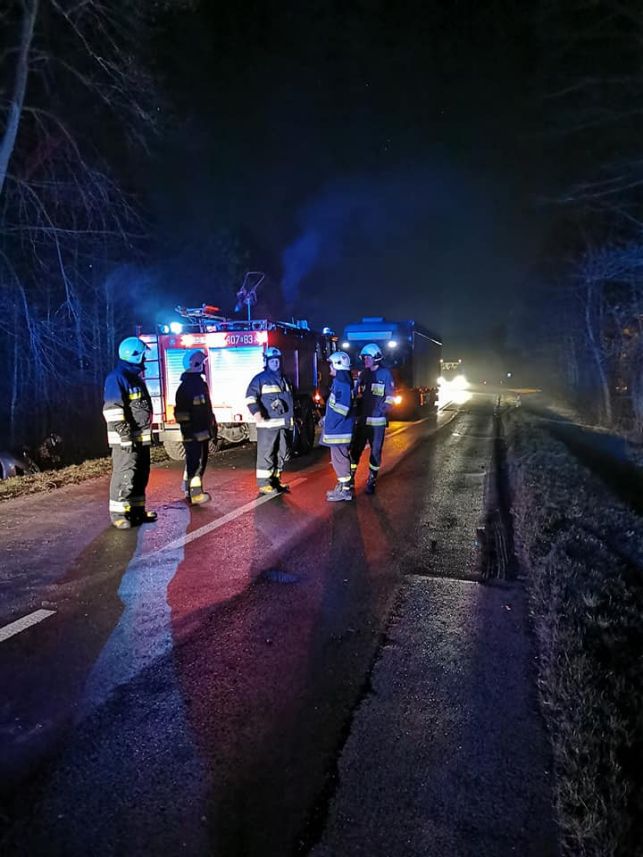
[245,346,294,494]
[103,336,156,528]
[174,348,217,504]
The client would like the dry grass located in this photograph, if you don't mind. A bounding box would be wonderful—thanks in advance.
[506,411,643,857]
[0,445,169,503]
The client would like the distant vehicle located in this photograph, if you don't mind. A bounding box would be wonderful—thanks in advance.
[139,306,337,460]
[341,317,442,419]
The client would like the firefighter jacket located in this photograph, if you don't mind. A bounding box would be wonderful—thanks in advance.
[322,370,355,445]
[245,368,294,430]
[174,371,217,442]
[103,360,153,448]
[356,366,396,426]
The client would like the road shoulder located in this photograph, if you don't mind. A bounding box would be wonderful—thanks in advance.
[312,576,559,857]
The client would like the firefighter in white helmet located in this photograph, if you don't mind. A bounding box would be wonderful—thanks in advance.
[350,342,395,494]
[322,351,356,501]
[245,346,294,494]
[174,349,217,505]
[103,336,156,528]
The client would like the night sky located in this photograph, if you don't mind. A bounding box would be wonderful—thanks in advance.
[147,1,547,359]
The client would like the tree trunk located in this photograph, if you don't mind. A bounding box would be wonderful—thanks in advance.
[583,281,613,425]
[0,0,38,198]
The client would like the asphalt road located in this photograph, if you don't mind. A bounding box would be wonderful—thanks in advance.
[0,398,557,856]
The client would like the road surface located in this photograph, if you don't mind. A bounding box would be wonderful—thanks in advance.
[0,398,557,856]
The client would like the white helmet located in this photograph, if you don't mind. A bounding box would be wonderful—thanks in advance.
[359,343,383,362]
[183,348,207,372]
[328,351,351,371]
[264,346,282,363]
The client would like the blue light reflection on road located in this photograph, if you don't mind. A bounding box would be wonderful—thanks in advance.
[35,508,213,855]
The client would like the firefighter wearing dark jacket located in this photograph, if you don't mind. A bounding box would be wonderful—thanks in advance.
[322,351,355,502]
[245,346,294,494]
[103,337,156,529]
[350,342,395,495]
[174,349,217,505]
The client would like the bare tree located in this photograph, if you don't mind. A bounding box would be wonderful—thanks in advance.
[0,1,193,451]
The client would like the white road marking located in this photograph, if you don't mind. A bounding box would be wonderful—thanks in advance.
[0,609,56,643]
[153,418,452,555]
[155,476,308,554]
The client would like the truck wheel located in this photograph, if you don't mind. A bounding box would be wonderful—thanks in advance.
[164,440,185,461]
[293,400,315,456]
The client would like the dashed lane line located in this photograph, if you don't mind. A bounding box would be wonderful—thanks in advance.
[154,476,308,554]
[0,609,56,644]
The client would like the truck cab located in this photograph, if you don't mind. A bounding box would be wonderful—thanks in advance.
[341,317,442,418]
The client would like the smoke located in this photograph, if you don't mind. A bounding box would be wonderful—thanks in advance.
[280,166,467,305]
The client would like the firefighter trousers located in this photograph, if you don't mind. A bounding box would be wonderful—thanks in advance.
[182,439,209,499]
[256,427,291,487]
[109,444,151,520]
[330,444,352,485]
[350,423,386,483]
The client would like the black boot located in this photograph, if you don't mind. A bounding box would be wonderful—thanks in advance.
[365,475,377,495]
[131,509,158,524]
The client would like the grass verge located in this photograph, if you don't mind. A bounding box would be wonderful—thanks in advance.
[505,410,643,857]
[0,446,169,503]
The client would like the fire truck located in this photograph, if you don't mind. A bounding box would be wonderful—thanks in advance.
[341,316,442,419]
[139,306,336,460]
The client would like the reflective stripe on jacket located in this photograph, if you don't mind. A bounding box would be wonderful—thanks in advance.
[322,370,355,445]
[103,360,153,448]
[174,372,216,442]
[245,369,294,430]
[357,366,395,426]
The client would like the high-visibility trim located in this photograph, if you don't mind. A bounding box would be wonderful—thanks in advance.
[366,416,387,426]
[132,430,152,442]
[107,431,132,446]
[109,500,131,513]
[193,430,210,441]
[103,408,125,421]
[322,434,353,444]
[261,385,283,394]
[329,399,350,416]
[130,496,146,507]
[189,476,203,488]
[257,418,285,428]
[256,468,273,478]
[128,390,142,400]
[338,475,352,483]
[350,463,358,470]
[371,383,385,396]
[385,396,396,405]
[192,395,206,405]
[245,396,257,405]
[369,463,381,471]
[174,411,190,422]
[190,493,208,504]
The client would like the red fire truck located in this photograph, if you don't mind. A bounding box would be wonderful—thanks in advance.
[140,306,336,460]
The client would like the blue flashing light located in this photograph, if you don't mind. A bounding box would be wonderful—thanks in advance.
[169,322,183,335]
[160,324,170,334]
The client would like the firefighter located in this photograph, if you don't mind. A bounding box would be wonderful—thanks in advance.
[174,348,216,505]
[103,336,156,529]
[350,343,395,495]
[322,351,355,502]
[245,346,294,494]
